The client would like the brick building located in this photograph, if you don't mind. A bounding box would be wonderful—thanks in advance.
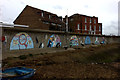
[14,5,65,31]
[14,5,102,35]
[66,14,102,35]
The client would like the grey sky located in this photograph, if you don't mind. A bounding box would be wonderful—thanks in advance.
[0,0,119,35]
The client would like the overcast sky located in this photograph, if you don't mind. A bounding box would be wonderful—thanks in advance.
[0,0,119,35]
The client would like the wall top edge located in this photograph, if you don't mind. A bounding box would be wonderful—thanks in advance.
[2,27,120,37]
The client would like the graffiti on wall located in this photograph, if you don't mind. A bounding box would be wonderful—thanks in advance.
[101,37,105,44]
[0,36,7,43]
[10,32,34,50]
[39,43,44,48]
[70,36,79,47]
[0,36,7,50]
[35,36,44,48]
[47,34,61,48]
[85,36,91,45]
[35,37,39,44]
[95,37,99,44]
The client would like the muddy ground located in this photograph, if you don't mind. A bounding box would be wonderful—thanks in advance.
[2,43,120,79]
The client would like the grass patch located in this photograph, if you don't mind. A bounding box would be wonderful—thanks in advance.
[28,54,33,57]
[45,53,48,54]
[85,48,120,63]
[40,53,44,55]
[69,46,120,63]
[18,55,27,60]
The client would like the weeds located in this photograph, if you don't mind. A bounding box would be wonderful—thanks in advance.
[29,54,33,57]
[18,55,27,60]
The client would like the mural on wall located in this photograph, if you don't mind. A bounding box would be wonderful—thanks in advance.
[35,37,39,44]
[0,36,7,50]
[85,36,91,45]
[10,32,34,50]
[0,36,7,43]
[35,36,45,48]
[47,34,61,48]
[70,36,79,47]
[39,43,44,48]
[101,37,105,44]
[95,37,99,44]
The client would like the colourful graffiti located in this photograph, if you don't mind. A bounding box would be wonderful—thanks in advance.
[95,37,99,44]
[10,32,34,50]
[0,36,7,42]
[39,43,44,48]
[70,36,79,47]
[0,36,7,49]
[101,37,105,44]
[47,34,61,48]
[85,36,91,45]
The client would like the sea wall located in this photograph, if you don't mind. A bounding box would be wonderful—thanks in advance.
[1,27,120,53]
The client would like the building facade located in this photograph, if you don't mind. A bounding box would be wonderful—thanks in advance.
[14,5,102,35]
[67,14,102,35]
[14,5,65,31]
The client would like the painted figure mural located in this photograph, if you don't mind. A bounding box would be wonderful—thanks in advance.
[85,36,91,45]
[10,32,34,50]
[47,34,61,48]
[39,43,44,48]
[95,37,99,44]
[101,37,105,44]
[70,36,79,47]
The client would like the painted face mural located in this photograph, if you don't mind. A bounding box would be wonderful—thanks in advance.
[85,36,91,45]
[70,36,79,46]
[10,32,34,50]
[47,34,61,48]
[95,37,99,44]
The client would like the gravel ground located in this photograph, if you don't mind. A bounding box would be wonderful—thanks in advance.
[2,43,120,79]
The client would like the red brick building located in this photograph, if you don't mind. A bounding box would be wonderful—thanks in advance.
[66,14,102,35]
[14,5,65,31]
[14,5,102,35]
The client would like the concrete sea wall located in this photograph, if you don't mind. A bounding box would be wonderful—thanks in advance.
[1,27,120,54]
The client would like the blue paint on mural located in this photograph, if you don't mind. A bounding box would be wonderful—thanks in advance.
[10,32,34,50]
[70,36,79,47]
[101,37,105,44]
[85,36,91,45]
[47,34,61,48]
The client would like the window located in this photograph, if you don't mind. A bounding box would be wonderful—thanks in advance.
[41,12,44,17]
[51,23,56,25]
[49,15,51,19]
[94,32,96,35]
[43,21,49,24]
[59,18,62,21]
[85,24,87,31]
[58,24,61,27]
[90,18,92,23]
[90,25,92,31]
[94,19,96,24]
[94,25,96,31]
[77,24,80,30]
[89,32,90,34]
[70,18,73,21]
[85,18,87,23]
[99,26,101,31]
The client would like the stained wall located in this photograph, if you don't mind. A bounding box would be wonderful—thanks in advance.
[1,27,120,53]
